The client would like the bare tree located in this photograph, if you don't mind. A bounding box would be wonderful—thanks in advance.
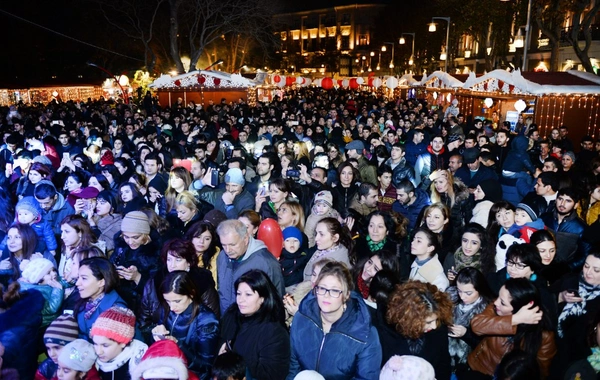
[534,0,568,71]
[566,0,600,73]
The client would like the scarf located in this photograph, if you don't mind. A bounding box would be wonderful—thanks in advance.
[367,236,386,252]
[453,248,481,273]
[357,275,370,299]
[448,297,488,365]
[588,346,600,372]
[558,274,600,338]
[96,339,147,373]
[84,294,105,320]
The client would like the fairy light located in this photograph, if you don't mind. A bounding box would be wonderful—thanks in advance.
[593,97,600,138]
[559,97,566,125]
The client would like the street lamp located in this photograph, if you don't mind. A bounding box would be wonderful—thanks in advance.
[86,62,129,104]
[428,17,451,72]
[400,33,416,67]
[382,42,395,70]
[502,0,532,71]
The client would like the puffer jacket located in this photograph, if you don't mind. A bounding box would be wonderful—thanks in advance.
[287,292,382,380]
[385,157,416,188]
[467,304,556,378]
[42,192,75,236]
[502,136,537,174]
[392,188,431,231]
[541,209,591,269]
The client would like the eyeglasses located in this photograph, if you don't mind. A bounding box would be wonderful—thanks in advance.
[314,285,343,298]
[506,260,528,270]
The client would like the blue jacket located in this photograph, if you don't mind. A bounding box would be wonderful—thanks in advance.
[42,193,76,236]
[502,136,536,174]
[76,290,128,341]
[287,292,382,380]
[462,165,498,189]
[541,210,591,269]
[392,188,431,231]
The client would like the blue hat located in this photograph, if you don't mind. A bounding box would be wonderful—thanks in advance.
[225,168,245,186]
[345,140,365,152]
[283,226,303,244]
[16,196,42,219]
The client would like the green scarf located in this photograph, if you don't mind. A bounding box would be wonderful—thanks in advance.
[367,235,386,252]
[453,247,481,272]
[588,346,600,372]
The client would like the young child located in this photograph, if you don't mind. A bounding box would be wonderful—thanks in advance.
[36,314,80,380]
[90,306,148,379]
[513,195,547,243]
[131,340,200,380]
[57,339,100,380]
[304,191,341,248]
[19,257,64,327]
[279,227,310,288]
[0,196,57,257]
[211,352,246,380]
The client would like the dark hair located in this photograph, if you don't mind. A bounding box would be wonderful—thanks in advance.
[377,165,393,177]
[365,210,398,241]
[78,257,119,296]
[160,271,201,324]
[34,182,58,199]
[259,152,282,175]
[461,223,496,275]
[455,267,494,303]
[269,177,291,194]
[537,172,559,192]
[96,190,119,213]
[529,230,555,247]
[119,182,141,200]
[317,217,354,252]
[506,243,544,273]
[337,161,361,185]
[67,171,87,189]
[6,223,38,281]
[486,201,516,246]
[60,214,97,250]
[396,178,415,194]
[358,182,377,198]
[161,238,199,268]
[232,269,285,324]
[102,163,123,184]
[211,352,246,380]
[557,186,581,204]
[185,222,219,270]
[368,270,400,308]
[90,173,111,192]
[144,151,163,167]
[29,162,52,181]
[496,349,540,380]
[412,227,441,257]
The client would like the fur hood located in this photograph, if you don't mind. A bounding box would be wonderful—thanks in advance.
[453,178,470,204]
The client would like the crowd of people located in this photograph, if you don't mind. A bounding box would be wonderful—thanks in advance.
[0,87,600,380]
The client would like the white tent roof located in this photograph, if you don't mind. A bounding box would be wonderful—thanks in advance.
[149,70,258,89]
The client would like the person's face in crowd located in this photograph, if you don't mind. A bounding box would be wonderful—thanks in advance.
[314,222,339,251]
[390,146,403,161]
[144,159,160,177]
[494,286,514,316]
[310,168,326,184]
[88,176,104,192]
[6,227,23,254]
[61,223,81,248]
[114,162,127,176]
[190,162,203,180]
[556,194,576,215]
[434,175,449,194]
[467,158,480,171]
[506,257,534,279]
[226,182,243,196]
[411,231,435,257]
[284,237,300,253]
[562,155,574,170]
[316,275,346,316]
[551,129,560,140]
[583,255,600,286]
[423,313,439,333]
[125,125,134,136]
[496,132,508,147]
[122,231,146,250]
[534,178,551,196]
[537,240,556,265]
[238,216,258,237]
[473,185,486,201]
[280,155,291,170]
[120,186,133,203]
[478,136,488,147]
[431,137,444,153]
[220,231,249,259]
[148,186,161,203]
[256,157,272,177]
[496,208,515,229]
[113,139,123,151]
[461,232,481,257]
[362,189,379,208]
[36,195,57,211]
[238,131,248,143]
[166,253,190,272]
[543,161,558,172]
[58,134,70,147]
[236,282,264,316]
[425,208,448,233]
[457,282,480,305]
[277,204,296,228]
[529,130,540,141]
[45,342,63,365]
[361,255,382,284]
[339,166,354,187]
[368,215,387,243]
[269,184,287,204]
[92,335,125,363]
[540,143,550,157]
[464,139,476,149]
[169,174,185,190]
[396,188,412,205]
[181,123,190,134]
[378,172,392,190]
[276,142,286,156]
[447,156,461,173]
[560,128,568,138]
[95,198,112,217]
[76,265,104,300]
[176,204,195,223]
[17,208,36,224]
[192,230,212,254]
[65,176,81,193]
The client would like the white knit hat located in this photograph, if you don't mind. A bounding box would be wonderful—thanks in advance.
[21,258,54,284]
[294,370,326,380]
[379,355,435,380]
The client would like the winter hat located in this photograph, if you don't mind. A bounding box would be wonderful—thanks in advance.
[58,339,97,372]
[121,211,151,235]
[447,134,462,144]
[225,168,245,186]
[463,147,480,164]
[44,314,79,345]
[21,257,54,284]
[90,306,136,344]
[100,150,115,166]
[477,179,502,203]
[563,150,576,162]
[131,340,191,380]
[283,227,303,244]
[379,355,435,380]
[32,155,53,167]
[517,193,547,222]
[294,370,326,380]
[68,187,100,200]
[16,196,42,219]
[314,190,333,208]
[203,209,227,228]
[345,140,365,152]
[148,175,168,194]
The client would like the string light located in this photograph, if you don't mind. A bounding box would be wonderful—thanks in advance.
[593,98,600,138]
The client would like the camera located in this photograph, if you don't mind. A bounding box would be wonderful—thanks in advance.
[286,169,300,178]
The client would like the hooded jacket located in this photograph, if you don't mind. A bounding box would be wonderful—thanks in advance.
[287,292,382,380]
[217,237,285,312]
[392,188,431,231]
[502,135,537,174]
[42,192,76,236]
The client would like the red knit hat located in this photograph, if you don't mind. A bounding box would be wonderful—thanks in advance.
[90,306,136,344]
[100,150,115,166]
[131,340,198,380]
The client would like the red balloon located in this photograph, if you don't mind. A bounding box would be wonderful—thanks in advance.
[368,77,374,87]
[214,78,221,86]
[321,77,333,90]
[273,75,281,83]
[197,76,206,85]
[286,76,295,86]
[337,79,344,87]
[349,78,359,89]
[257,218,284,258]
[174,79,181,87]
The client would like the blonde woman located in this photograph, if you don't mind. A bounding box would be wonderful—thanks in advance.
[165,167,193,213]
[429,169,471,244]
[175,191,202,235]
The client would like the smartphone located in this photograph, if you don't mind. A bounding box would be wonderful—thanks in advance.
[111,120,117,127]
[210,169,219,187]
[63,152,70,159]
[568,289,580,297]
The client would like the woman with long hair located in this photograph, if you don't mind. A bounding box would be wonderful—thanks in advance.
[221,270,290,380]
[255,178,291,220]
[88,190,122,256]
[352,210,408,265]
[429,169,472,245]
[238,210,261,238]
[331,161,361,211]
[467,278,556,379]
[58,215,99,284]
[303,217,353,281]
[530,229,568,286]
[419,202,454,264]
[293,141,311,168]
[150,270,219,377]
[277,200,306,232]
[352,249,400,304]
[174,191,203,235]
[327,142,345,169]
[579,180,600,225]
[409,227,449,292]
[444,223,496,283]
[17,162,52,199]
[185,221,220,283]
[164,166,193,214]
[486,200,517,248]
[289,262,381,379]
[118,182,147,214]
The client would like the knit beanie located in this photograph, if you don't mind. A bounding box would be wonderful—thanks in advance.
[379,355,435,380]
[58,339,97,372]
[21,257,54,284]
[130,340,191,380]
[314,191,333,208]
[283,226,303,244]
[148,176,168,194]
[203,209,227,228]
[90,306,136,344]
[16,196,42,219]
[44,314,79,345]
[293,370,326,380]
[517,193,547,222]
[121,211,151,235]
[447,134,462,144]
[100,150,115,166]
[225,168,245,186]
